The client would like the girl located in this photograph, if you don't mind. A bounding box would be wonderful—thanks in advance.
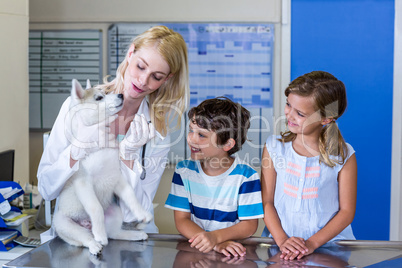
[261,71,357,260]
[37,25,189,234]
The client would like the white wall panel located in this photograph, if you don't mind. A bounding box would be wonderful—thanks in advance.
[29,0,281,23]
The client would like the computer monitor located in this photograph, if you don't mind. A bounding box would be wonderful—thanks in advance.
[0,150,15,181]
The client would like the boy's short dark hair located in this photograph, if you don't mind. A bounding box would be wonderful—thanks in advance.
[188,97,250,156]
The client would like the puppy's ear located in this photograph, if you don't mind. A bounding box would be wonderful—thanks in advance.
[71,79,85,101]
[86,79,92,89]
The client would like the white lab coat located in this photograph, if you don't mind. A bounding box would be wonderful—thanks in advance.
[37,97,170,234]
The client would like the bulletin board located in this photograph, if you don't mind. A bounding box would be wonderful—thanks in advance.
[108,23,275,163]
[108,23,274,108]
[29,30,103,130]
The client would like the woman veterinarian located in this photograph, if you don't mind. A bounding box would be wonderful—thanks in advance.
[37,25,189,234]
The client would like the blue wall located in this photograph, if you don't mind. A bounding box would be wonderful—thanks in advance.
[291,0,394,239]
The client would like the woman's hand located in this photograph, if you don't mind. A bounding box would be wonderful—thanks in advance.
[279,236,308,260]
[119,114,155,160]
[213,240,246,257]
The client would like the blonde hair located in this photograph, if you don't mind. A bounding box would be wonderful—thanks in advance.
[100,25,189,136]
[279,71,348,167]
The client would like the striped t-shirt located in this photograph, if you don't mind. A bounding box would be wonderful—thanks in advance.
[165,157,264,232]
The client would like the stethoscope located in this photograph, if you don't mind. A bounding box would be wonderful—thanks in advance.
[140,143,147,180]
[139,120,152,180]
[116,133,147,180]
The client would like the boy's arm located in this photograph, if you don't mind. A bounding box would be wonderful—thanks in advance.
[174,210,204,238]
[209,220,257,257]
[208,219,258,243]
[174,210,220,253]
[174,211,257,254]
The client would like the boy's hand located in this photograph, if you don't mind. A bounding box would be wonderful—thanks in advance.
[189,231,218,253]
[279,236,308,260]
[213,241,246,257]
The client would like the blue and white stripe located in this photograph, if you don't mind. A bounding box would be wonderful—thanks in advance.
[165,157,264,232]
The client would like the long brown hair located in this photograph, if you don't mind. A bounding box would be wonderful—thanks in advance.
[280,71,349,167]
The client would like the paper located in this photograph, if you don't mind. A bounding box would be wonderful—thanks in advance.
[0,200,11,215]
[4,215,32,227]
[1,211,21,221]
[0,187,23,200]
[0,230,19,245]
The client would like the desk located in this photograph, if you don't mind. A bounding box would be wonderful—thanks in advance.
[0,228,44,266]
[3,235,402,267]
[0,246,32,267]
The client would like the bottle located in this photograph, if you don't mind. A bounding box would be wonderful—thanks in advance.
[23,183,32,209]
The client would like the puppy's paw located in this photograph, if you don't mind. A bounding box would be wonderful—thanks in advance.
[92,228,108,246]
[129,231,148,241]
[93,231,108,246]
[88,241,103,256]
[135,221,148,230]
[89,253,104,265]
[96,236,108,246]
[135,212,153,230]
[138,231,148,240]
[144,211,153,223]
[140,211,153,224]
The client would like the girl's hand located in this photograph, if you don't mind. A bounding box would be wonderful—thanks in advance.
[280,238,317,260]
[295,239,318,260]
[189,231,218,253]
[279,236,308,260]
[213,241,246,257]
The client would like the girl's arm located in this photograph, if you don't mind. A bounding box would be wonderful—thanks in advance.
[302,154,357,255]
[261,145,307,258]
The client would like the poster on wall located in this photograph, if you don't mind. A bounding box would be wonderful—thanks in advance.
[29,30,103,129]
[108,23,274,108]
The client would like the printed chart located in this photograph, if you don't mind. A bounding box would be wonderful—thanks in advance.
[29,30,102,129]
[108,23,274,108]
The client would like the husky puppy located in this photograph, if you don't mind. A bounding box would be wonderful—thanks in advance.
[53,79,153,255]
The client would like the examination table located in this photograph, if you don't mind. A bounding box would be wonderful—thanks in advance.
[3,234,402,267]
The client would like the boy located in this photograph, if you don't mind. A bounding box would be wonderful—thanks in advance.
[165,97,264,257]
